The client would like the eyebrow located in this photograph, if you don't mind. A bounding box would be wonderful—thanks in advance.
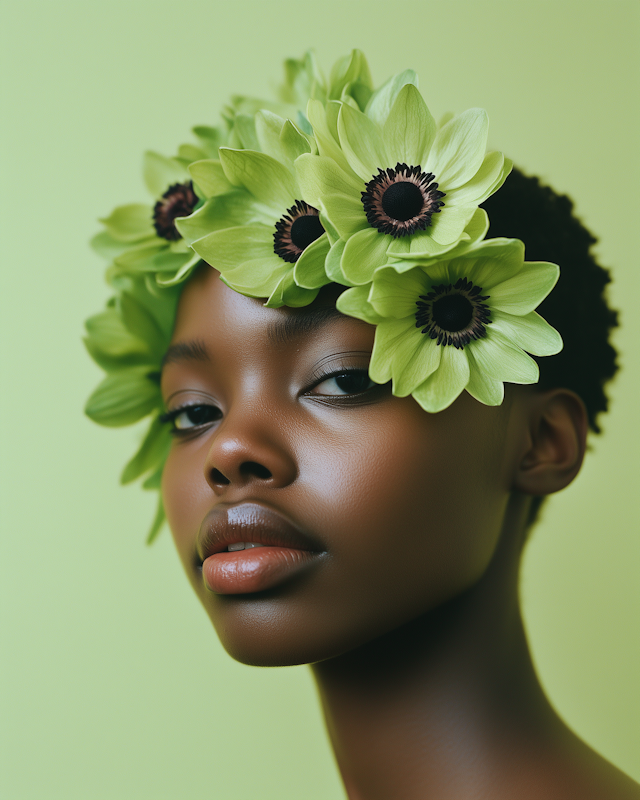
[161,338,210,369]
[267,306,347,346]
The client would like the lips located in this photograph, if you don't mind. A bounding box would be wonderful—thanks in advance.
[196,504,323,595]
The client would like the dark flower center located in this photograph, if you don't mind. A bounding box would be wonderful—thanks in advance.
[153,181,198,241]
[361,163,446,238]
[274,199,325,263]
[415,277,491,349]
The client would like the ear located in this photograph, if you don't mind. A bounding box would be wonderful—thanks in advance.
[513,389,589,497]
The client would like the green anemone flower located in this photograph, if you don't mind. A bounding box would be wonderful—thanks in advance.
[336,238,562,413]
[227,49,374,141]
[84,276,180,542]
[183,113,332,308]
[297,82,512,286]
[92,127,226,288]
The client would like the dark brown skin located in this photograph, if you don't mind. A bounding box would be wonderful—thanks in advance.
[161,265,639,800]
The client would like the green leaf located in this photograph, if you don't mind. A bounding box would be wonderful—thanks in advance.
[100,204,155,242]
[119,292,166,357]
[145,491,166,545]
[85,368,161,427]
[143,151,188,197]
[121,415,172,484]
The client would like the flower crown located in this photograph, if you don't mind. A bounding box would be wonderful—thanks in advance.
[84,50,562,542]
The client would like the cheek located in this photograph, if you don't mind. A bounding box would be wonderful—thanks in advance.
[162,442,210,572]
[296,398,509,624]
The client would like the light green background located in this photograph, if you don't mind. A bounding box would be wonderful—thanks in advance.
[1,1,638,797]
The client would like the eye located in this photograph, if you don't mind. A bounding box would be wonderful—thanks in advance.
[160,404,222,433]
[312,370,376,396]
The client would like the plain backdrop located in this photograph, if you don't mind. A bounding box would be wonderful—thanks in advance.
[1,1,638,798]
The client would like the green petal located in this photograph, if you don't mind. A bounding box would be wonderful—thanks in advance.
[491,309,563,356]
[295,153,362,209]
[156,252,202,287]
[145,491,166,545]
[387,228,453,259]
[232,114,260,151]
[336,285,384,324]
[219,148,296,211]
[100,204,155,242]
[324,239,353,285]
[411,346,470,412]
[175,191,267,245]
[192,225,273,271]
[446,152,512,206]
[188,160,234,199]
[256,111,309,164]
[192,125,225,158]
[470,330,539,384]
[369,318,412,384]
[383,84,436,168]
[263,270,318,308]
[320,191,366,240]
[337,102,388,181]
[224,254,289,298]
[369,266,426,319]
[489,261,560,314]
[293,234,331,289]
[143,151,188,197]
[328,49,373,101]
[393,331,442,396]
[429,205,475,246]
[306,99,353,175]
[85,368,161,427]
[365,69,419,126]
[455,238,524,290]
[341,227,391,285]
[428,108,489,190]
[465,349,505,406]
[121,415,172,484]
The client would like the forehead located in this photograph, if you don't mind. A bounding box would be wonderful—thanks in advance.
[169,264,374,359]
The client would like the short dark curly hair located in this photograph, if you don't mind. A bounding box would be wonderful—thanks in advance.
[481,168,619,522]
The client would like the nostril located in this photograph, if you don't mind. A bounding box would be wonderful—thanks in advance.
[210,468,230,486]
[241,461,273,480]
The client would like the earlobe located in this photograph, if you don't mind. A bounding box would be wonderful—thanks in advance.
[514,390,588,497]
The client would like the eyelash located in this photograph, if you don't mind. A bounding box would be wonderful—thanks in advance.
[160,367,378,436]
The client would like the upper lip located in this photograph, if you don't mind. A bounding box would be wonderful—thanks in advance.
[196,503,323,564]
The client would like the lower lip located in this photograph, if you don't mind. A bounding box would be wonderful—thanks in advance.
[202,547,318,594]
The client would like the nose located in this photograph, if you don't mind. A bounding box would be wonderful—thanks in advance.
[203,406,297,493]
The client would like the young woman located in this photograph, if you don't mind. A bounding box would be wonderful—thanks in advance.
[85,52,638,799]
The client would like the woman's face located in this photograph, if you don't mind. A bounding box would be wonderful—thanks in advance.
[161,265,517,666]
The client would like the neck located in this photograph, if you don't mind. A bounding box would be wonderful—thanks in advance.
[311,496,583,800]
